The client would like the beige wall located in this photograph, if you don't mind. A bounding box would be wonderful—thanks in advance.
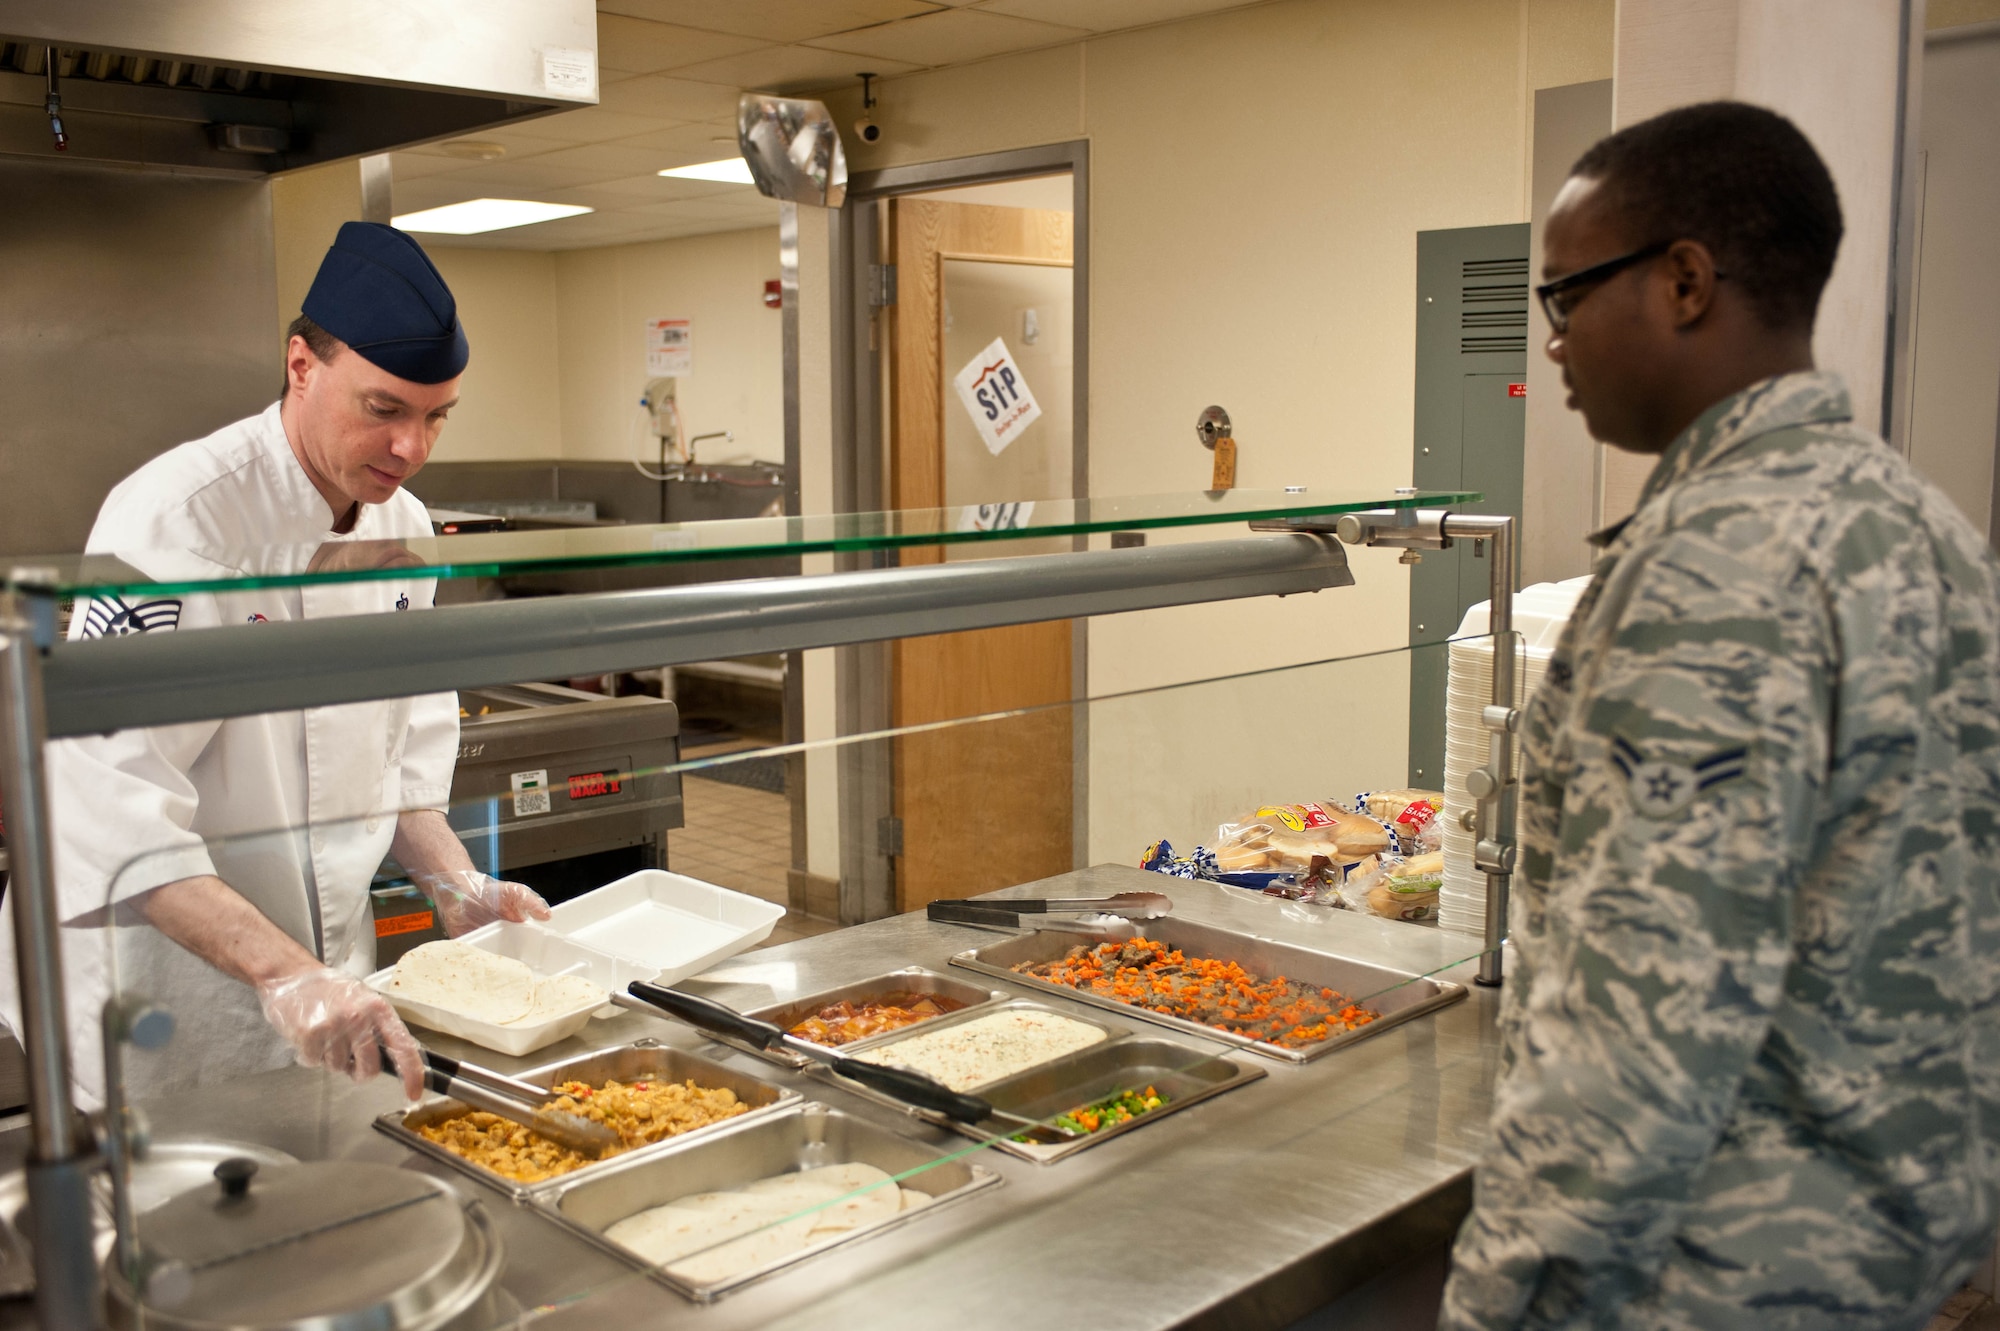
[279,217,783,467]
[270,159,365,346]
[1906,29,2000,538]
[1600,0,1910,523]
[817,0,1615,863]
[421,248,565,461]
[554,228,784,464]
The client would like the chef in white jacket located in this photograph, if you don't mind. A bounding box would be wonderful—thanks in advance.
[0,222,548,1104]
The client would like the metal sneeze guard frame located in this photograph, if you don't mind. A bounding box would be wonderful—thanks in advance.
[0,498,1520,1330]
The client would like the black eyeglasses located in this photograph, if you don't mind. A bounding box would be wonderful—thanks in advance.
[1535,241,1671,333]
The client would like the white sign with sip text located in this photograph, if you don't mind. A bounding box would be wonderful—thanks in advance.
[646,318,692,376]
[954,501,1036,533]
[952,336,1041,456]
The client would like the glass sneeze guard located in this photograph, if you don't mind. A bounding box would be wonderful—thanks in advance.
[17,487,1479,599]
[88,633,1501,1324]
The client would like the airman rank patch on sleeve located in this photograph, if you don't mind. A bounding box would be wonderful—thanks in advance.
[1611,736,1749,819]
[79,595,183,639]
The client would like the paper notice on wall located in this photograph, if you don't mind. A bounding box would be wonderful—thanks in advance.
[541,47,597,98]
[645,318,692,376]
[951,337,1041,457]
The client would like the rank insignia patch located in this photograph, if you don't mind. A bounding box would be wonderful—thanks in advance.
[1611,737,1748,819]
[80,595,183,639]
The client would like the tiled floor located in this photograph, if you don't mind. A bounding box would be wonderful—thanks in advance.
[1930,1289,1995,1331]
[667,745,838,950]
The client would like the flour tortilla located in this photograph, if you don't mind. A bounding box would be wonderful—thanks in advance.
[604,1162,905,1285]
[387,941,535,1024]
[497,973,607,1027]
[666,1216,821,1285]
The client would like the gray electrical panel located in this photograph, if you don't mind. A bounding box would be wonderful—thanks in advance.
[1409,222,1529,787]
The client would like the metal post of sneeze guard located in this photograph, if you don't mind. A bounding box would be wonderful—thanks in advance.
[1439,514,1519,988]
[1261,507,1522,985]
[101,996,173,1289]
[0,574,98,1330]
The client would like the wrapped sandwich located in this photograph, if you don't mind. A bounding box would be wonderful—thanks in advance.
[1341,851,1444,922]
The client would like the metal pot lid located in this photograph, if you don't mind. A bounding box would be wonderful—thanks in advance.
[107,1159,499,1331]
[119,1140,299,1217]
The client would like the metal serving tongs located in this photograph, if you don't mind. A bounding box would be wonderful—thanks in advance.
[925,890,1172,930]
[417,1047,622,1158]
[617,981,1076,1143]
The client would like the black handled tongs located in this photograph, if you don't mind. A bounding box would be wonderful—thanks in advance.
[926,890,1171,929]
[417,1047,621,1158]
[619,981,1074,1141]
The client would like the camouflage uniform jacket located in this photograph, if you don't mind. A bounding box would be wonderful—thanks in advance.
[1439,372,2000,1330]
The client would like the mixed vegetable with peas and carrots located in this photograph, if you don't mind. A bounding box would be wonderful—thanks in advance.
[1015,1086,1170,1142]
[1013,938,1378,1049]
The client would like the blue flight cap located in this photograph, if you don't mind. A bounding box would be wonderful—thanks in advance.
[300,221,469,384]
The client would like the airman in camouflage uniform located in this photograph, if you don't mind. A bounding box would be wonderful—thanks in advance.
[1440,104,2000,1330]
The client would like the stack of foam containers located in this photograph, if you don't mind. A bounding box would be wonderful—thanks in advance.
[1438,577,1593,938]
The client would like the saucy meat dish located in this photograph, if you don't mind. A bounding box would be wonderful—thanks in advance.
[1013,937,1377,1049]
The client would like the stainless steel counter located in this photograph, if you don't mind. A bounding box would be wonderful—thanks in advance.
[2,866,1500,1330]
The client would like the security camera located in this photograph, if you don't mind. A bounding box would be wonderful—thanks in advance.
[855,115,882,144]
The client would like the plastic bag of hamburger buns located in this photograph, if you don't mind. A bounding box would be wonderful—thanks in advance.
[1353,789,1446,855]
[1341,851,1443,922]
[1211,801,1391,878]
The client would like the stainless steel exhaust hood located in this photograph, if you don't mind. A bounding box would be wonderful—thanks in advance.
[0,0,597,175]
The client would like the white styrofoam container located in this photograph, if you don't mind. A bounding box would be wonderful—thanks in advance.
[367,921,644,1057]
[544,870,786,987]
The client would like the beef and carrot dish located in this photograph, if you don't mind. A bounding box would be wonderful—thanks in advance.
[1012,938,1378,1049]
[785,993,965,1047]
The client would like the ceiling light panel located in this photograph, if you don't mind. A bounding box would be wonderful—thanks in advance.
[659,157,755,183]
[392,199,593,234]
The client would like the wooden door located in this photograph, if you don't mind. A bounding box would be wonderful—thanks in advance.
[888,198,1076,911]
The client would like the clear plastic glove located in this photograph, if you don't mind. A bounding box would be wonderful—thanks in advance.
[417,869,551,938]
[255,965,424,1100]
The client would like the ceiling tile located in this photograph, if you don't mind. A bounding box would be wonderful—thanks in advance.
[806,7,1086,64]
[411,158,633,192]
[597,73,746,121]
[391,179,492,213]
[387,151,472,181]
[538,174,752,206]
[604,120,742,157]
[669,44,917,93]
[511,141,685,178]
[974,0,1265,30]
[596,0,943,43]
[596,16,769,73]
[399,123,585,162]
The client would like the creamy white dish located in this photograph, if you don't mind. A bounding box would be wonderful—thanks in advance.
[849,1008,1105,1091]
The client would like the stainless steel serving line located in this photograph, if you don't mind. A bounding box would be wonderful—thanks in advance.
[0,505,1519,1328]
[0,868,1498,1330]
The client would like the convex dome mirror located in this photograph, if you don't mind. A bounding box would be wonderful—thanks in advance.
[737,93,847,207]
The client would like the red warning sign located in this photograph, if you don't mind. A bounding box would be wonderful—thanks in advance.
[376,910,435,939]
[1507,383,1527,398]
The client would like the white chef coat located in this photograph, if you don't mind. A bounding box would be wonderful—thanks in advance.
[0,402,459,1104]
